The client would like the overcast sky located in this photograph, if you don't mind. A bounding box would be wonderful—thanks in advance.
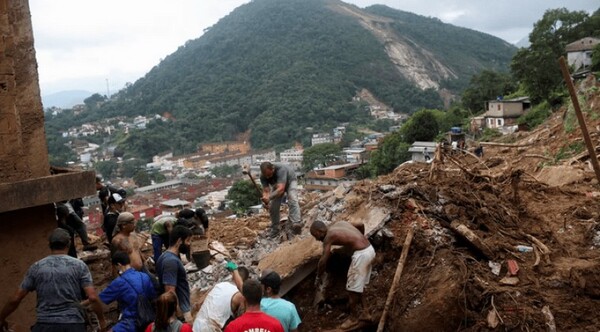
[29,0,598,96]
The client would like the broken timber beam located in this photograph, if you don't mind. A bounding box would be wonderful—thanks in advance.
[450,221,494,259]
[377,223,415,332]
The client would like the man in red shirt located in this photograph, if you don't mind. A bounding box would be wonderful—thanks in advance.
[224,279,284,332]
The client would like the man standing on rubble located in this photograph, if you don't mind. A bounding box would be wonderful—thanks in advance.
[104,192,126,245]
[156,226,194,323]
[192,263,249,332]
[0,228,107,332]
[260,161,302,238]
[310,220,376,330]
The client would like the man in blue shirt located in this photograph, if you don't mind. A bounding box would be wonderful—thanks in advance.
[156,225,193,323]
[100,251,156,332]
[259,269,301,332]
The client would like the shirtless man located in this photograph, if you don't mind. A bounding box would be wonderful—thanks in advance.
[310,220,376,330]
[111,212,144,271]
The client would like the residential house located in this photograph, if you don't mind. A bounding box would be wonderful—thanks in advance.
[305,163,360,191]
[566,37,600,72]
[343,148,367,164]
[483,97,531,131]
[160,199,192,213]
[408,141,437,163]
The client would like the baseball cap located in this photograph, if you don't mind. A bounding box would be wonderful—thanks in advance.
[108,192,125,204]
[49,228,71,246]
[259,269,281,289]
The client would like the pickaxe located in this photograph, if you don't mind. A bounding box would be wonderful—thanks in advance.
[242,168,267,208]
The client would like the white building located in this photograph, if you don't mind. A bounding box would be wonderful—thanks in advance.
[408,141,437,163]
[311,133,333,146]
[566,37,600,72]
[280,147,304,171]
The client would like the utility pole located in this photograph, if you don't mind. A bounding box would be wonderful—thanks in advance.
[105,78,110,98]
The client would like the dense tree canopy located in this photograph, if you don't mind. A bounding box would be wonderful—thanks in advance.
[511,8,600,103]
[461,70,517,113]
[402,109,440,143]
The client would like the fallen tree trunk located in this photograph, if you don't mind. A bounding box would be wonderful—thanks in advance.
[377,223,416,332]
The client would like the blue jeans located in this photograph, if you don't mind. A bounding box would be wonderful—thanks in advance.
[151,234,169,263]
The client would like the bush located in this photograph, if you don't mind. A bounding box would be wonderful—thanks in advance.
[517,101,551,129]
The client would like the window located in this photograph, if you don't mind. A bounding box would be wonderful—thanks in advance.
[497,119,503,126]
[497,104,501,110]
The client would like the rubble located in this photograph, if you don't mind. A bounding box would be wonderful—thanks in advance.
[84,77,600,331]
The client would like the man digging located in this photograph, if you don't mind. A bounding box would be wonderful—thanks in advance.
[310,220,376,330]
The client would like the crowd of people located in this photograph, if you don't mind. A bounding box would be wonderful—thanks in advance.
[0,165,376,332]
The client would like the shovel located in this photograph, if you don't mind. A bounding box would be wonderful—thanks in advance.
[313,273,329,307]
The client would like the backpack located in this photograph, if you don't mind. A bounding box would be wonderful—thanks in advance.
[122,274,156,332]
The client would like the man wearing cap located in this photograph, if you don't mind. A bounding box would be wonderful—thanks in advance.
[103,191,126,244]
[310,220,375,330]
[259,161,302,239]
[224,280,283,332]
[0,228,106,332]
[260,270,301,332]
[192,263,248,332]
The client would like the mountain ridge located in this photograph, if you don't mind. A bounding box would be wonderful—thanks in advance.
[49,0,517,159]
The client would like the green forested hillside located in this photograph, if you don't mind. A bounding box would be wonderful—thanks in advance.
[54,0,516,159]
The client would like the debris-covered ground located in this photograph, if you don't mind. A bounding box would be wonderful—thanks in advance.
[85,76,600,331]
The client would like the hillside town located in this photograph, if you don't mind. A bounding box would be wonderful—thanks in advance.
[2,1,600,332]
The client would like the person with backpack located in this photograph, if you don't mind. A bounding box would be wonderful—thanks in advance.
[100,251,157,332]
[144,292,192,332]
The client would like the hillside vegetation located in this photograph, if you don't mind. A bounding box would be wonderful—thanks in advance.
[48,0,516,159]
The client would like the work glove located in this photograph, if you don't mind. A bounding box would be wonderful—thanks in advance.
[226,261,238,271]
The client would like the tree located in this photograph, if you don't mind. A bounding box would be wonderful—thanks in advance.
[133,170,151,187]
[461,70,517,113]
[364,132,411,177]
[401,109,439,143]
[511,8,592,103]
[94,160,118,180]
[121,159,146,178]
[302,143,342,171]
[227,180,261,214]
[592,44,600,71]
[83,93,107,109]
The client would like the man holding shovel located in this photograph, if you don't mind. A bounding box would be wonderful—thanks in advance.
[259,162,302,239]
